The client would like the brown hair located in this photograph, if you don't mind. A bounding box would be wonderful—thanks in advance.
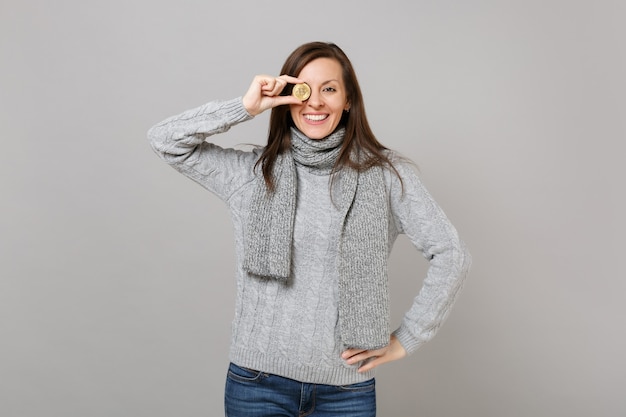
[256,41,399,190]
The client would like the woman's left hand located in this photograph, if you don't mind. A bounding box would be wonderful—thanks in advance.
[341,334,407,373]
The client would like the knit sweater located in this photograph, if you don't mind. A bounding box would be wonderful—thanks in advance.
[148,97,471,386]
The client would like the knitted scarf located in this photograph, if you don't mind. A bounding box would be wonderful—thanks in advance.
[243,127,390,350]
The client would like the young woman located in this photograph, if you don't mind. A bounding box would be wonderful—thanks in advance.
[149,41,471,417]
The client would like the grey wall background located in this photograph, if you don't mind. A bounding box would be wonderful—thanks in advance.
[1,0,624,416]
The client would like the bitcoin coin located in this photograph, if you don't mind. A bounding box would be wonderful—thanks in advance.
[292,83,311,101]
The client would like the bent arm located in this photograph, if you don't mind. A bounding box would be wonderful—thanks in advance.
[390,163,472,354]
[147,97,257,200]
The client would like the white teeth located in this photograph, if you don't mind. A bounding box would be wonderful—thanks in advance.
[304,114,328,121]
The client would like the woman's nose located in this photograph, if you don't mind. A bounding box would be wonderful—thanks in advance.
[306,90,323,108]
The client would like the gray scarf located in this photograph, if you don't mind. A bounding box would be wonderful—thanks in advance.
[243,127,390,350]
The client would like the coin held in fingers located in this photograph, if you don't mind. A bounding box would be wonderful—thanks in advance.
[292,83,311,101]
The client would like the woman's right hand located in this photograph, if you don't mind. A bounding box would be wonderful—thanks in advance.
[242,74,304,116]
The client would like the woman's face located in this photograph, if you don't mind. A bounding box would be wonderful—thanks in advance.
[289,58,350,140]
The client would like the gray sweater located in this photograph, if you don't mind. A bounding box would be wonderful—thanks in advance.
[148,97,471,386]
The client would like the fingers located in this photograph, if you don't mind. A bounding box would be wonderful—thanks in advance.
[259,76,285,96]
[242,74,304,116]
[342,348,383,367]
[260,75,304,98]
[278,74,303,84]
[341,348,369,361]
[341,336,407,373]
[355,356,384,373]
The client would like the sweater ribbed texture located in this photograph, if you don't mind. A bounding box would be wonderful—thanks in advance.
[243,126,390,350]
[148,97,471,386]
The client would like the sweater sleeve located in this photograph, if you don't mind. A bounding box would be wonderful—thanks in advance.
[389,161,472,354]
[147,97,258,201]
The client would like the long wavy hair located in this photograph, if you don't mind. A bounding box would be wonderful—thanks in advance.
[255,42,400,191]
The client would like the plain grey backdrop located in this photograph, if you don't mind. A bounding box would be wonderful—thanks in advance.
[1,0,624,416]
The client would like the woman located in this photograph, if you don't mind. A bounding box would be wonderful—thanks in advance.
[149,41,471,417]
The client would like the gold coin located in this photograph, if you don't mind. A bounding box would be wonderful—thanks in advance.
[292,83,311,101]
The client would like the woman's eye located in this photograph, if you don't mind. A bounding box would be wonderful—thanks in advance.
[322,86,336,92]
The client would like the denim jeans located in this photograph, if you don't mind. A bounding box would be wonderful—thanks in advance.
[224,363,376,417]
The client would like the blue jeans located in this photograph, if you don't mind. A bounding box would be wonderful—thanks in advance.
[224,363,376,417]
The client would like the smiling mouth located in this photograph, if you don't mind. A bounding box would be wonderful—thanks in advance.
[304,114,328,122]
